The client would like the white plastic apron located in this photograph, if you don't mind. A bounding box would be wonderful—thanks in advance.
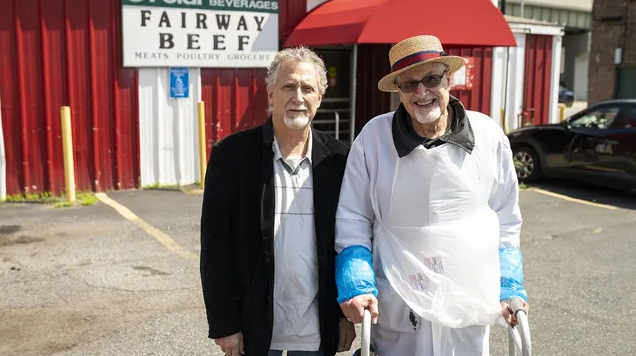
[372,144,501,356]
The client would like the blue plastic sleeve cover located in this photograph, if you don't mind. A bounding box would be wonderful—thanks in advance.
[499,248,528,302]
[335,245,378,303]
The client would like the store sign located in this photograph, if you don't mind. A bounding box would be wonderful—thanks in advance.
[450,57,474,91]
[121,0,279,68]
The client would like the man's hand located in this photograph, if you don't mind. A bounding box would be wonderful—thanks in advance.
[215,332,244,356]
[501,300,529,325]
[339,294,379,324]
[337,317,356,352]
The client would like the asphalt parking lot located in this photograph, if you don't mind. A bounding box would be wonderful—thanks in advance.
[1,180,635,356]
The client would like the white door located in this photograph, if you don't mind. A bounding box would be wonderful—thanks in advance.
[574,52,589,102]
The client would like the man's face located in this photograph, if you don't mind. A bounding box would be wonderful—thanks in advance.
[395,62,450,125]
[268,61,322,130]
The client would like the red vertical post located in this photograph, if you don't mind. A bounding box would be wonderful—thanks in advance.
[14,2,31,193]
[38,0,56,193]
[87,1,101,191]
[110,0,123,189]
[541,36,553,125]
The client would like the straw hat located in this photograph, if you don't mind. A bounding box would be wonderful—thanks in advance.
[378,35,466,92]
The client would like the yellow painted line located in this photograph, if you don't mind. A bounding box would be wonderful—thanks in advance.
[527,188,619,210]
[95,192,198,261]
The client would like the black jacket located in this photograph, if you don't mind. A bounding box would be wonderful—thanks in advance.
[200,119,349,356]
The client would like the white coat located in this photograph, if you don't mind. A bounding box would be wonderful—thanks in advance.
[335,105,523,356]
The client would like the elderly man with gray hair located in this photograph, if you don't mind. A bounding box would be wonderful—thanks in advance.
[336,35,529,356]
[200,46,355,356]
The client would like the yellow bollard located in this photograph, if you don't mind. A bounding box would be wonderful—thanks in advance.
[198,101,207,190]
[559,104,566,122]
[61,106,76,203]
[500,108,510,134]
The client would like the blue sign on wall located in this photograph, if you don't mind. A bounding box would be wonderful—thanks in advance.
[169,67,189,99]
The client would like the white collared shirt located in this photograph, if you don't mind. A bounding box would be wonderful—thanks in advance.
[270,132,321,351]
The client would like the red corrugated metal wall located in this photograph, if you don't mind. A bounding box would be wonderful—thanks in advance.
[201,0,307,154]
[355,44,393,134]
[354,45,494,132]
[447,46,493,116]
[0,0,139,195]
[523,35,553,126]
[201,69,269,147]
[278,0,309,44]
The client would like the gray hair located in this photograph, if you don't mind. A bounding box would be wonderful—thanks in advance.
[265,46,328,114]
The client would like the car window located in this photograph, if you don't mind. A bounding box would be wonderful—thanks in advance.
[569,106,621,129]
[609,106,636,129]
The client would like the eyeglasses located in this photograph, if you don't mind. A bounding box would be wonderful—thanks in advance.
[395,69,448,93]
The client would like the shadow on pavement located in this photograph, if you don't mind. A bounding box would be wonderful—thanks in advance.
[526,178,636,210]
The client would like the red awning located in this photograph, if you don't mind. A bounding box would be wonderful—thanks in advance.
[283,0,517,47]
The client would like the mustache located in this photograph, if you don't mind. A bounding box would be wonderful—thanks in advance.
[411,96,436,104]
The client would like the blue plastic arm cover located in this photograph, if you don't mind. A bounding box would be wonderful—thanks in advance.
[335,245,378,303]
[499,248,528,302]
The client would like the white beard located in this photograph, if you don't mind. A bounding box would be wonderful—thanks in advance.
[284,113,310,130]
[413,104,442,124]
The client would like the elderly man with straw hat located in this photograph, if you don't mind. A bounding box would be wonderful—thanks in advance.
[333,35,530,355]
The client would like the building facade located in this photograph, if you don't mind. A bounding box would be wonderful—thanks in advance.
[588,0,636,105]
[0,0,563,198]
[498,0,593,102]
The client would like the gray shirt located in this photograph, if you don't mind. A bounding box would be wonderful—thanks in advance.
[270,133,321,351]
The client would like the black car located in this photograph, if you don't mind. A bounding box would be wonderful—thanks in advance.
[507,99,636,189]
[558,85,575,107]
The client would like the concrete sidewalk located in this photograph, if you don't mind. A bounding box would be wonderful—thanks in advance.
[0,194,206,356]
[1,183,635,356]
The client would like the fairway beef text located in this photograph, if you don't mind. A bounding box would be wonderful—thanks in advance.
[140,10,267,51]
